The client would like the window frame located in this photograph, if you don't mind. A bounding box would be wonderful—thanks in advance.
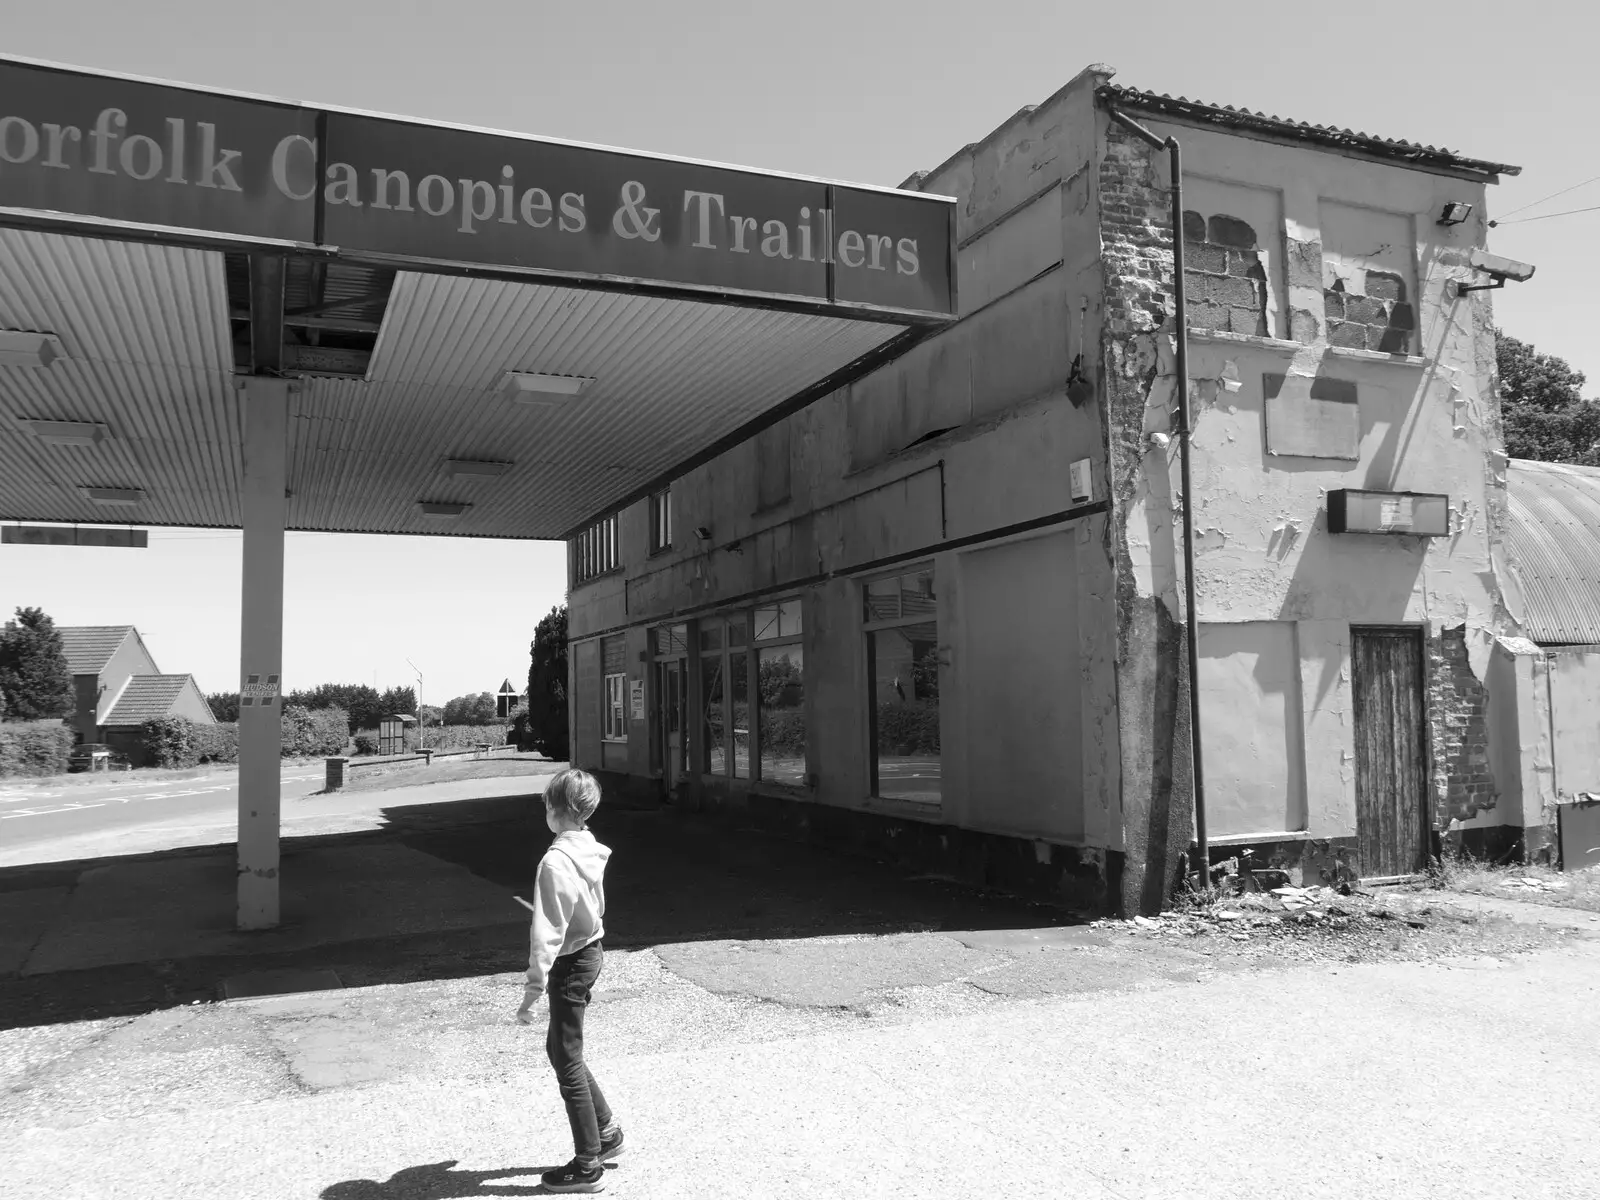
[648,487,673,556]
[572,513,623,584]
[860,564,940,803]
[602,671,628,742]
[696,599,805,786]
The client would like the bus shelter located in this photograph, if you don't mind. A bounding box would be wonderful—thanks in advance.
[0,54,957,928]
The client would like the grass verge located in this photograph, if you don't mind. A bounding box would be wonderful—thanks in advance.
[333,753,564,795]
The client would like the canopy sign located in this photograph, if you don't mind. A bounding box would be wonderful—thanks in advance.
[0,57,955,319]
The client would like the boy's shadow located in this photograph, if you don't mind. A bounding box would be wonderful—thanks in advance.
[321,1159,613,1198]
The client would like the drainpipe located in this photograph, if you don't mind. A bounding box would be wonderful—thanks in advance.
[1104,103,1210,889]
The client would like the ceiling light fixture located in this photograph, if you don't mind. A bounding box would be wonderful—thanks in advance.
[418,501,472,518]
[21,419,110,446]
[79,486,146,506]
[0,330,67,369]
[443,458,514,478]
[500,371,594,404]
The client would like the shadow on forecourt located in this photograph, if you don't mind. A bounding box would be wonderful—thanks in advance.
[0,782,1078,1031]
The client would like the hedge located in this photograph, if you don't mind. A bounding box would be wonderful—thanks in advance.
[280,705,350,758]
[0,719,75,777]
[876,700,940,755]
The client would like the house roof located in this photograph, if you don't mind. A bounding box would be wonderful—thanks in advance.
[1506,459,1600,645]
[57,625,137,676]
[103,674,202,727]
[1097,84,1521,182]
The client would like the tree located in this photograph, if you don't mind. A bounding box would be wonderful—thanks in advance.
[207,692,240,722]
[442,691,498,725]
[377,685,416,721]
[525,604,569,759]
[0,607,74,721]
[1497,330,1600,466]
[284,683,385,730]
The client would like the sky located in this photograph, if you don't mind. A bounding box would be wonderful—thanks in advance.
[1,0,1594,702]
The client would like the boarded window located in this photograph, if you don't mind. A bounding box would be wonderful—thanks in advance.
[1197,622,1308,836]
[754,420,791,511]
[1263,373,1359,460]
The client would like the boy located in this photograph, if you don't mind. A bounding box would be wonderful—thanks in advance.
[516,768,623,1193]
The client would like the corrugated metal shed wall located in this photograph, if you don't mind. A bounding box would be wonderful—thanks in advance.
[1506,459,1600,645]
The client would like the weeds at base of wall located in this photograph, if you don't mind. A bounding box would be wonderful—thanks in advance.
[1420,853,1600,913]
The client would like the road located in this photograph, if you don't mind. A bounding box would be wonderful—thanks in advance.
[0,767,325,859]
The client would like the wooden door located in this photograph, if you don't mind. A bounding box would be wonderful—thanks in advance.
[1351,627,1428,878]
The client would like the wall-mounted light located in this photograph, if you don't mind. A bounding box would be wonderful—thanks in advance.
[418,501,472,518]
[693,525,712,542]
[0,330,66,369]
[500,371,594,404]
[21,419,109,446]
[442,458,513,478]
[79,486,145,507]
[1437,202,1473,227]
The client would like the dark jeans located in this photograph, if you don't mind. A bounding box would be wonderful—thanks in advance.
[546,939,613,1164]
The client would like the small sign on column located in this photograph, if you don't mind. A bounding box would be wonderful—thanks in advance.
[240,674,281,707]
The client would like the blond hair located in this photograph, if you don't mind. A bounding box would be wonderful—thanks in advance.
[544,768,602,823]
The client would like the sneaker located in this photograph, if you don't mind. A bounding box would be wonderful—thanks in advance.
[541,1158,605,1193]
[598,1124,625,1161]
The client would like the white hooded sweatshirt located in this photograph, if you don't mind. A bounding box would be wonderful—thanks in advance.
[525,828,611,996]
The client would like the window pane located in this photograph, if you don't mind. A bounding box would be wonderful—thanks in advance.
[701,653,726,775]
[758,646,805,785]
[864,577,900,622]
[730,650,750,778]
[754,599,802,641]
[727,615,748,646]
[902,570,936,621]
[699,622,723,652]
[653,624,688,657]
[870,626,941,804]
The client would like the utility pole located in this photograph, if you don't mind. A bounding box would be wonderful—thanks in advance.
[406,657,425,750]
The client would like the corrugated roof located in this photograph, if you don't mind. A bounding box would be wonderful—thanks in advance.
[1098,85,1520,180]
[57,625,135,676]
[103,674,201,726]
[1506,459,1600,645]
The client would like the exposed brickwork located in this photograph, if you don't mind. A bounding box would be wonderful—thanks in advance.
[1428,626,1494,825]
[1325,272,1414,354]
[1182,209,1269,337]
[1098,121,1194,914]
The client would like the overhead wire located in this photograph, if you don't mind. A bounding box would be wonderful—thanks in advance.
[1492,202,1600,227]
[1490,172,1600,226]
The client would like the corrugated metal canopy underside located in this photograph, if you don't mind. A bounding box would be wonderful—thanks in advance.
[1506,458,1600,645]
[0,227,906,539]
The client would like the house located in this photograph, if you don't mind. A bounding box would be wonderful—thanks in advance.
[562,64,1557,912]
[58,625,215,760]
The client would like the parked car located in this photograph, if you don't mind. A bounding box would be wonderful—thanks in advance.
[67,743,112,772]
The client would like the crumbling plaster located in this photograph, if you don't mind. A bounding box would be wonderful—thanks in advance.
[1097,105,1517,873]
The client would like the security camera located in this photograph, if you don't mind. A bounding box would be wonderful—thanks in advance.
[1459,248,1536,293]
[1469,248,1535,282]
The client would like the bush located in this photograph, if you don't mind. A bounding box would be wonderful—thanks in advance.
[759,708,807,757]
[193,722,239,764]
[140,716,199,768]
[876,701,940,754]
[0,719,75,777]
[280,705,350,758]
[352,731,379,756]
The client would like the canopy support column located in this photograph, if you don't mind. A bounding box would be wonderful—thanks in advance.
[237,374,289,930]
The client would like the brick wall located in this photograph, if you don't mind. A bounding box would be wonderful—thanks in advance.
[1428,626,1493,824]
[1325,271,1415,355]
[1098,120,1195,913]
[1182,210,1269,337]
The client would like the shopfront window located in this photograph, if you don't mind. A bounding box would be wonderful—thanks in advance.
[864,568,940,804]
[696,601,806,785]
